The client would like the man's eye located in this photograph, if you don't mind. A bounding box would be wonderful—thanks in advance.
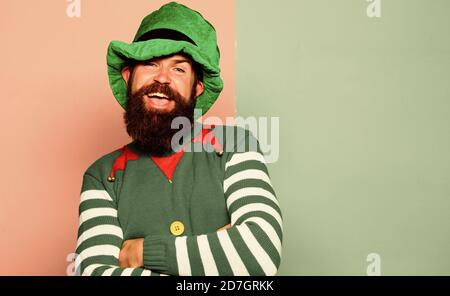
[174,68,186,73]
[145,62,157,67]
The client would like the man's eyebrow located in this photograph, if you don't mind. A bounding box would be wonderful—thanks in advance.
[172,59,191,65]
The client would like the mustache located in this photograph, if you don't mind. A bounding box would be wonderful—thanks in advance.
[132,82,183,103]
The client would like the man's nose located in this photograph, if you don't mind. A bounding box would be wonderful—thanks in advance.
[153,67,171,84]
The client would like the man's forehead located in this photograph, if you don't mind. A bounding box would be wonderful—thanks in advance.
[147,54,193,64]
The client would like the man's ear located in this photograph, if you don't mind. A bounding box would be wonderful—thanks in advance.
[195,81,204,98]
[121,66,131,84]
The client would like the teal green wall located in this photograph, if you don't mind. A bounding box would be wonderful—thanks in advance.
[236,0,450,275]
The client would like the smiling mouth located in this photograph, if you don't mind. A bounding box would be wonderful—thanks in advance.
[146,92,171,99]
[145,92,173,108]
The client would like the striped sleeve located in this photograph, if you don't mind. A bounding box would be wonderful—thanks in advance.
[143,131,283,276]
[75,172,166,276]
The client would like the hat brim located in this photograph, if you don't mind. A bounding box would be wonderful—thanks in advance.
[107,39,224,117]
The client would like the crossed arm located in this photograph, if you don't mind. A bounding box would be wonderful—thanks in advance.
[118,224,231,269]
[75,146,283,276]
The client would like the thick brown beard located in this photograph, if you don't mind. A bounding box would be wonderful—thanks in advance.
[124,80,196,156]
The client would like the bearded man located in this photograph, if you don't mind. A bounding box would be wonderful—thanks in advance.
[75,2,283,276]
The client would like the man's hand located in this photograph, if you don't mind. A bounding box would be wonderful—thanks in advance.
[119,238,144,268]
[119,224,230,268]
[217,224,231,231]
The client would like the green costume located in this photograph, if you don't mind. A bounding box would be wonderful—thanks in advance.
[75,2,283,276]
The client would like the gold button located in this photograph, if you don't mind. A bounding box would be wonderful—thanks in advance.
[170,221,185,236]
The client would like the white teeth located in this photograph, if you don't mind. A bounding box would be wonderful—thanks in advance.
[147,92,168,98]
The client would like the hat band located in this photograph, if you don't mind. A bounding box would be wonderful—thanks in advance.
[135,29,197,46]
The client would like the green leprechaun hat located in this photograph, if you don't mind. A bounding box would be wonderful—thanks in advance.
[106,2,223,116]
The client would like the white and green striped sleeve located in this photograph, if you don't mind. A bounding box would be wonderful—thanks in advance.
[76,172,166,276]
[143,133,283,276]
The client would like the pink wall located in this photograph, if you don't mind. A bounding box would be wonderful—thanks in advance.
[0,0,235,275]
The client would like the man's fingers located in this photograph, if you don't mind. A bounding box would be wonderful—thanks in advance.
[118,246,128,268]
[118,238,144,268]
[217,223,231,231]
[119,240,130,268]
